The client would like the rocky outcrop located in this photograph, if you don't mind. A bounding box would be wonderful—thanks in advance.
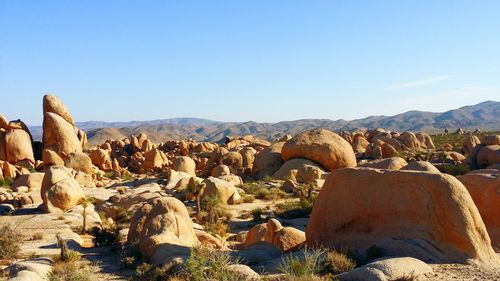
[306,168,499,265]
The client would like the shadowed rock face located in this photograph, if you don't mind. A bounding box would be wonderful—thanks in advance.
[306,167,499,265]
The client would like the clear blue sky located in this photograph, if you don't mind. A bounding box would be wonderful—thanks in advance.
[1,1,499,126]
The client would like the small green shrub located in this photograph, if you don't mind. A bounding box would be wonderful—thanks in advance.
[255,187,270,199]
[121,172,135,181]
[278,248,327,279]
[204,220,228,238]
[48,259,99,281]
[31,232,44,241]
[0,224,21,260]
[262,175,273,182]
[121,242,141,269]
[326,249,356,274]
[251,208,263,221]
[133,263,171,281]
[441,164,470,176]
[241,194,255,203]
[184,247,240,281]
[48,234,97,281]
[103,171,117,179]
[254,187,287,201]
[275,198,314,219]
[0,177,13,187]
[114,206,131,224]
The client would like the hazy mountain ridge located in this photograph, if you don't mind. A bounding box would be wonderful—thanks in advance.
[28,101,500,145]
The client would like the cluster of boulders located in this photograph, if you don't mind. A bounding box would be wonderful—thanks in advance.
[123,130,499,279]
[0,95,96,214]
[464,134,500,169]
[338,128,435,159]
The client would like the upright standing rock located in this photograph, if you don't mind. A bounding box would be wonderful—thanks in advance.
[42,95,84,168]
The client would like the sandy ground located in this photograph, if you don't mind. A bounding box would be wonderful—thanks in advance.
[423,261,500,281]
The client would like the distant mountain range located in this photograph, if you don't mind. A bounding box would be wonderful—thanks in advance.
[28,100,500,145]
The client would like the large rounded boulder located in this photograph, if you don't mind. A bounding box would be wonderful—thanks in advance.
[127,197,199,265]
[306,168,499,265]
[4,129,34,164]
[41,165,85,213]
[172,156,196,176]
[64,152,93,174]
[281,129,356,171]
[476,145,500,168]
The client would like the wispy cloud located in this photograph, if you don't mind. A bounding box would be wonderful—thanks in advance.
[387,75,450,90]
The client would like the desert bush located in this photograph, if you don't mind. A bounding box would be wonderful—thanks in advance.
[241,194,255,203]
[48,258,99,281]
[133,263,171,281]
[31,231,44,240]
[204,220,228,238]
[0,224,21,260]
[195,194,231,237]
[441,164,470,176]
[275,198,314,219]
[121,172,135,181]
[113,206,131,224]
[48,234,98,281]
[325,249,356,274]
[202,194,231,221]
[261,175,273,182]
[254,187,270,199]
[121,242,141,269]
[278,248,327,279]
[239,182,266,195]
[184,247,240,281]
[103,171,117,179]
[0,177,13,187]
[55,234,81,263]
[254,187,287,201]
[91,226,120,247]
[251,208,263,221]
